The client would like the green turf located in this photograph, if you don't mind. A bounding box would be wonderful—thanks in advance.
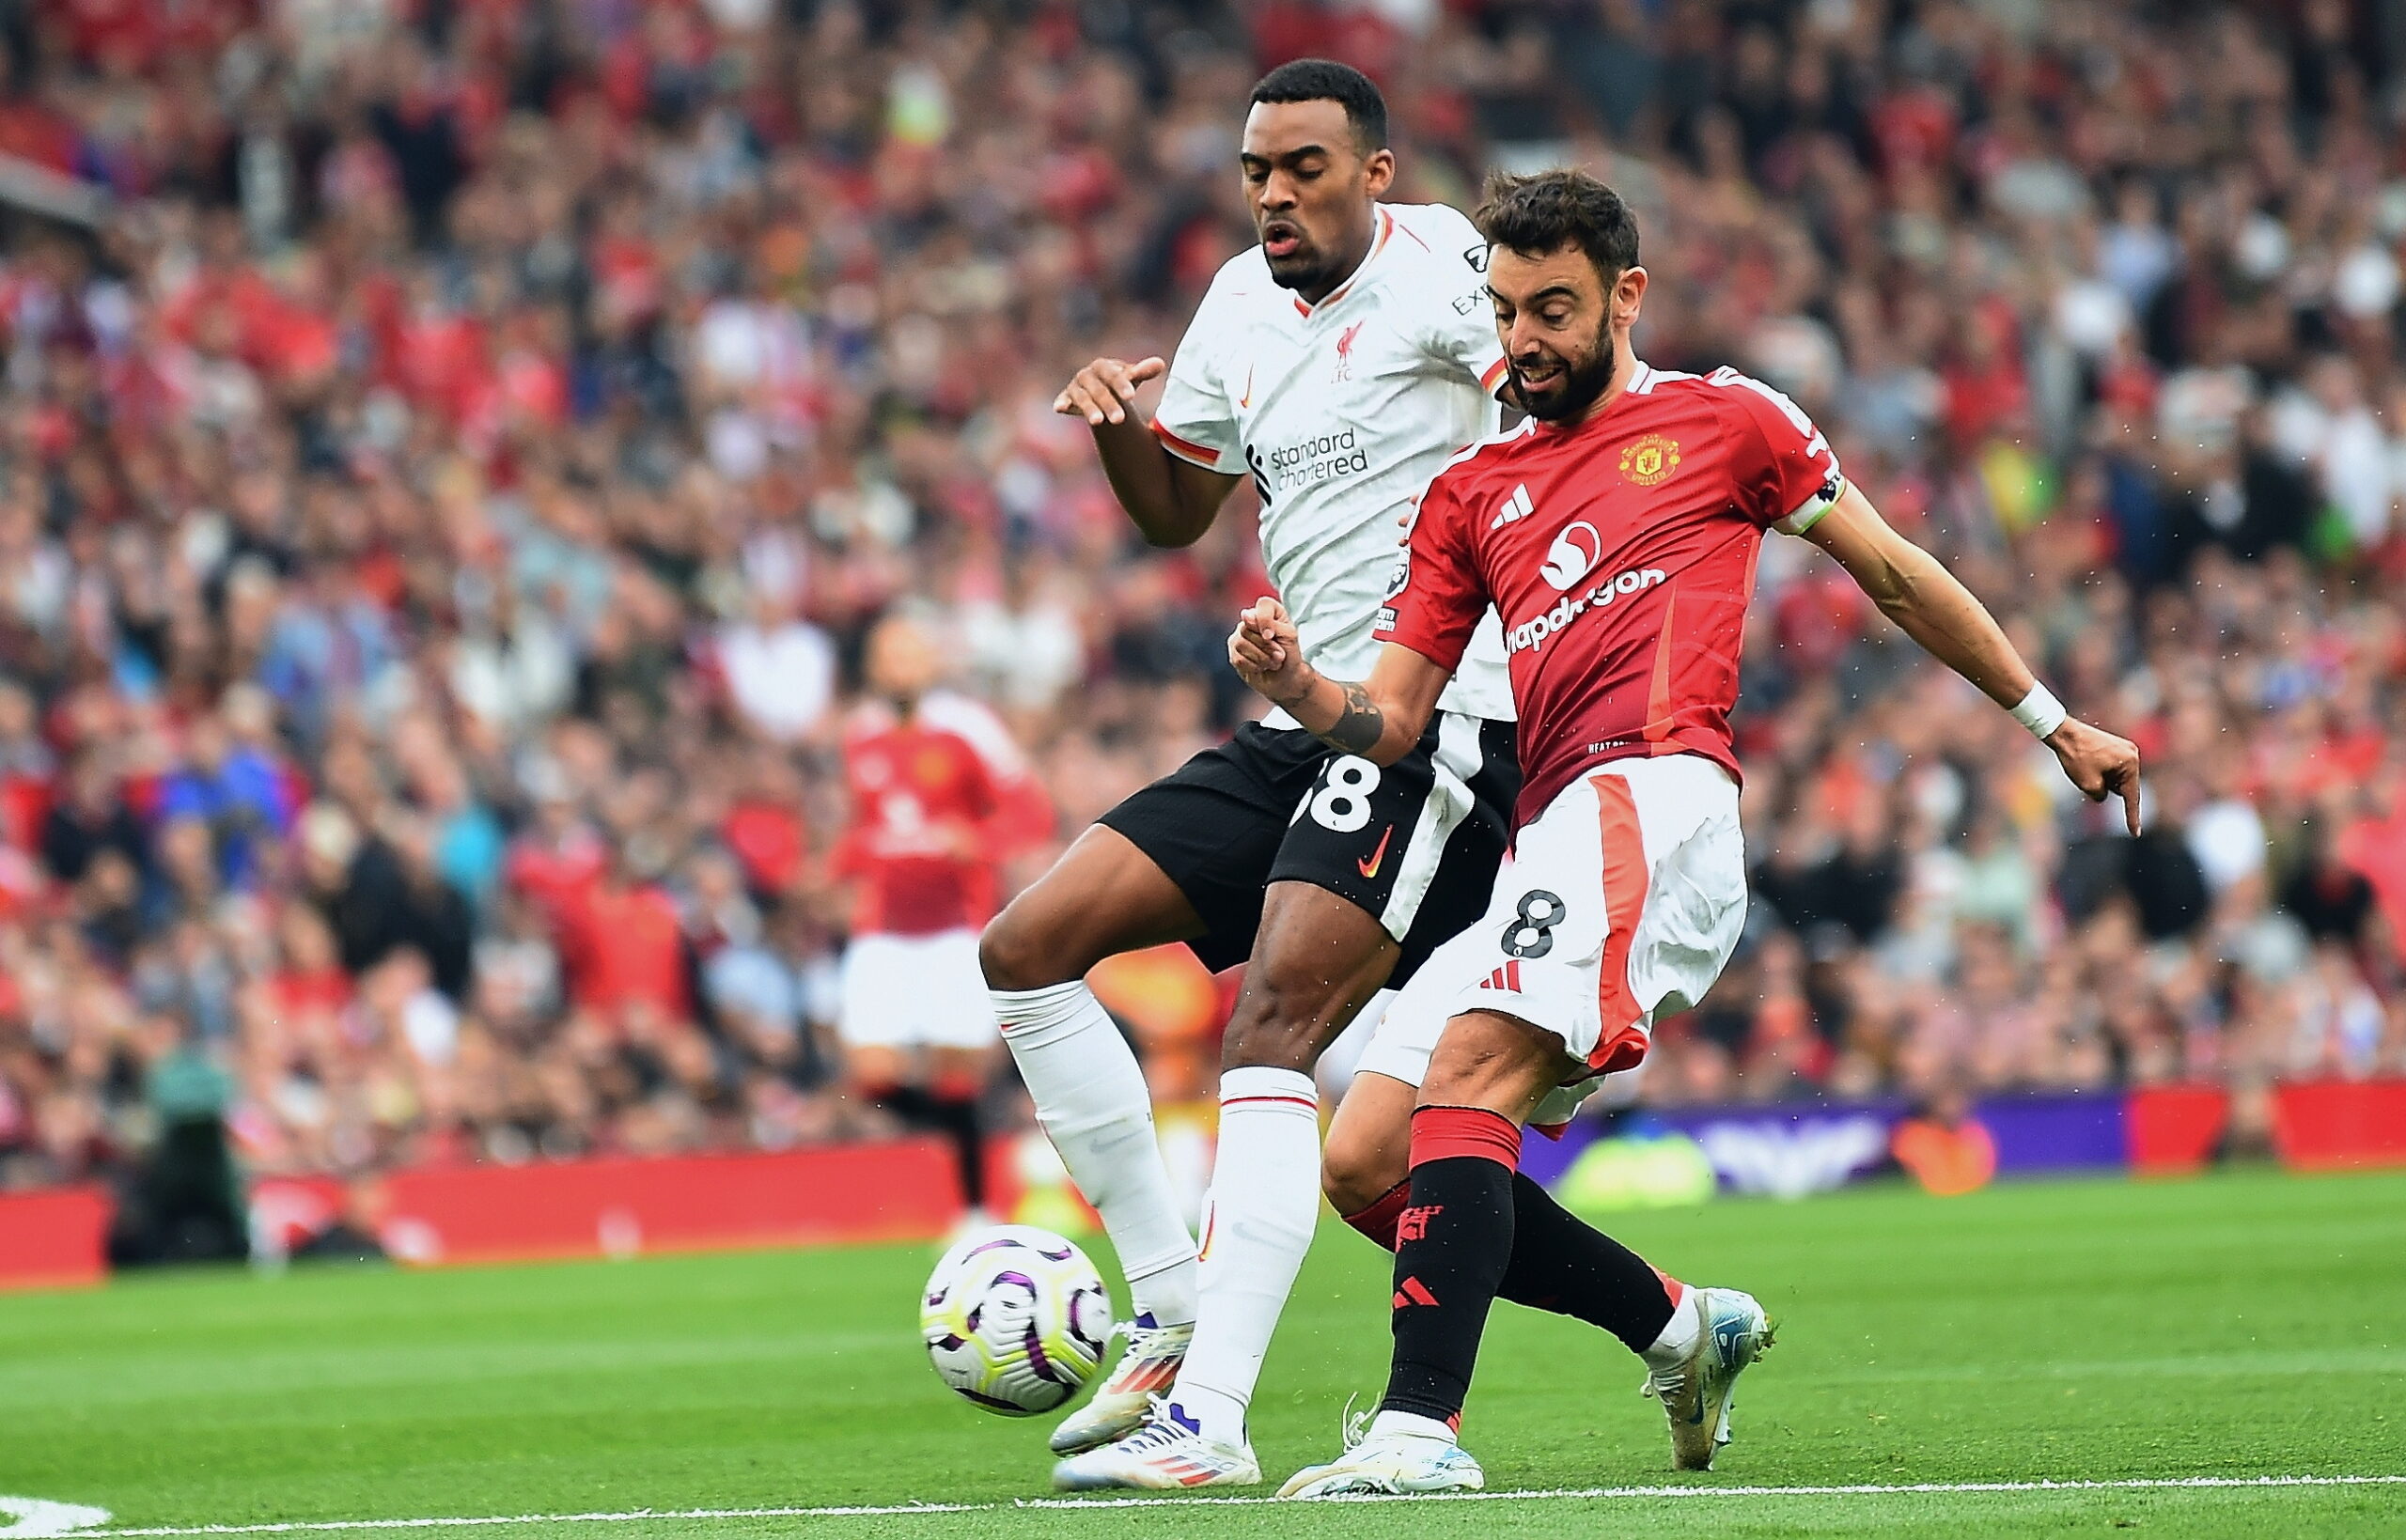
[4,1168,2402,1539]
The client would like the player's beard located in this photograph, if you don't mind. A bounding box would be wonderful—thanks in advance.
[1510,333,1618,424]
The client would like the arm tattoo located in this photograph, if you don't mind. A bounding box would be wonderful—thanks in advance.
[1316,681,1385,757]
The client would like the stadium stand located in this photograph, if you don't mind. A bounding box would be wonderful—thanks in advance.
[0,0,2401,1196]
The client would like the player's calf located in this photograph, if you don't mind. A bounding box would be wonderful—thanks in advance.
[1298,1012,1557,1483]
[982,827,1211,1344]
[1161,881,1396,1445]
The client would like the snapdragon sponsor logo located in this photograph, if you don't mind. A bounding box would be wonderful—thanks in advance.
[1506,566,1668,655]
[1265,427,1368,491]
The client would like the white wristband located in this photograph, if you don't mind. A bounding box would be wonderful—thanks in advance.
[2009,682,2067,739]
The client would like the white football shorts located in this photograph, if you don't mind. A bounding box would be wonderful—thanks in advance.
[1355,753,1747,1124]
[836,929,995,1051]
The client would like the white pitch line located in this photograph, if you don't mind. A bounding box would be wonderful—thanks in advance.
[83,1474,2406,1534]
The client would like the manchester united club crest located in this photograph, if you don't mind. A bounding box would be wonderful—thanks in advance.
[1619,433,1681,487]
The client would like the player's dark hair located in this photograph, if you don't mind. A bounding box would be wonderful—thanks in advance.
[1475,170,1641,282]
[1249,58,1388,152]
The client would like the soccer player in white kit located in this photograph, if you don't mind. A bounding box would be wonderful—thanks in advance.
[981,60,1534,1489]
[1231,168,2144,1497]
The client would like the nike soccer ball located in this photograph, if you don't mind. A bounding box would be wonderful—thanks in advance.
[920,1223,1111,1415]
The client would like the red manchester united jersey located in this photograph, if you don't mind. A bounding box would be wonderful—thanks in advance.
[1377,362,1843,826]
[833,723,998,936]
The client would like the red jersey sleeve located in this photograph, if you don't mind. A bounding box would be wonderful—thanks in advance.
[1373,471,1489,672]
[1708,367,1846,535]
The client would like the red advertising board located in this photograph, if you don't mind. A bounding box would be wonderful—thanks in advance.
[373,1140,984,1265]
[2127,1085,2229,1173]
[0,1185,110,1290]
[7,1081,2398,1290]
[2273,1081,2406,1171]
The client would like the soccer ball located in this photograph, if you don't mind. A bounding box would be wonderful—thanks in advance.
[920,1224,1111,1415]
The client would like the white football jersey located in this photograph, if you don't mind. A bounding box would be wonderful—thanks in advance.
[1152,202,1514,723]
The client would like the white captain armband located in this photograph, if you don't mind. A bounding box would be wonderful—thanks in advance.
[1773,474,1846,536]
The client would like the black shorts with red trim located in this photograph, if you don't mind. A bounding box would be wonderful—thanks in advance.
[1096,712,1519,980]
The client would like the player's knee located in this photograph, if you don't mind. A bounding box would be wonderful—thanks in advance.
[976,906,1070,993]
[1219,974,1327,1072]
[1420,1010,1561,1112]
[1320,1129,1403,1217]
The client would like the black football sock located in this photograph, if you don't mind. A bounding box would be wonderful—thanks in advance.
[1499,1172,1679,1352]
[872,1081,988,1212]
[1345,1172,1679,1353]
[928,1092,987,1210]
[1380,1106,1522,1426]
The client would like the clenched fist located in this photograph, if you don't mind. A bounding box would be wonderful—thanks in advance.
[1228,596,1310,707]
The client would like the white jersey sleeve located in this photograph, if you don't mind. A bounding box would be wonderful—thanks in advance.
[1395,204,1509,397]
[1150,277,1242,473]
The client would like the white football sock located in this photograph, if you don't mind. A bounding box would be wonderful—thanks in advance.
[1164,1066,1321,1443]
[1367,1409,1457,1444]
[1641,1286,1701,1369]
[992,982,1196,1327]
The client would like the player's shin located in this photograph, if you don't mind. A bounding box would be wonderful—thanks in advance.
[1164,1066,1321,1443]
[993,982,1197,1326]
[1351,1168,1683,1352]
[1372,1104,1522,1436]
[1500,1172,1683,1352]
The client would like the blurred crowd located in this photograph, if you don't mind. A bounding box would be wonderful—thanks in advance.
[2,0,2405,1191]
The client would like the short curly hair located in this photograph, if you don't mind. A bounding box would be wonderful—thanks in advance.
[1474,170,1640,280]
[1250,58,1388,152]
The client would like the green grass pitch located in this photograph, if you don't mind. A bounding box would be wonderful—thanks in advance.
[4,1168,2402,1539]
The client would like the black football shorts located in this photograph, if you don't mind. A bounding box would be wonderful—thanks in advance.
[1098,712,1520,982]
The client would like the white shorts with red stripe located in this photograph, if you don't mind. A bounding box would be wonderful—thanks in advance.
[1354,753,1747,1122]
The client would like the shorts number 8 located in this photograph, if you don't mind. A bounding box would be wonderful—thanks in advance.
[1501,889,1564,959]
[1306,757,1382,833]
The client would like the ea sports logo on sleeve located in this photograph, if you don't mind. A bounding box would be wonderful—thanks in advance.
[1539,522,1602,589]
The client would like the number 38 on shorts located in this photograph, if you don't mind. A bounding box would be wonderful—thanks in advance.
[1295,755,1383,833]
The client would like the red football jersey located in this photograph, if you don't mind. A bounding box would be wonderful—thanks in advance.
[1377,362,1843,827]
[832,723,999,937]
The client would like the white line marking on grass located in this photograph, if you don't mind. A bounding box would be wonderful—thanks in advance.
[0,1497,112,1537]
[73,1474,2406,1533]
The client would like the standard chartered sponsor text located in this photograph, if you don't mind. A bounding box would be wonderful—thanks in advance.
[1268,427,1368,490]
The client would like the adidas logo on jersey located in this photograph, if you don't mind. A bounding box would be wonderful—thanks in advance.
[1477,959,1523,992]
[1489,483,1535,530]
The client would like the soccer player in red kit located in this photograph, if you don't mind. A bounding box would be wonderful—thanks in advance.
[831,614,1006,1225]
[1230,170,2143,1497]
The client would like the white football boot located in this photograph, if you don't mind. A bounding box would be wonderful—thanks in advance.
[1050,1396,1260,1490]
[1276,1407,1485,1500]
[1641,1286,1775,1470]
[1048,1314,1194,1455]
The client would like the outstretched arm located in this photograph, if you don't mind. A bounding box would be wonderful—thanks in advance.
[1804,482,2144,832]
[1226,598,1451,765]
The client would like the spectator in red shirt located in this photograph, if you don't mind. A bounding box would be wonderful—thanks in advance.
[566,844,693,1029]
